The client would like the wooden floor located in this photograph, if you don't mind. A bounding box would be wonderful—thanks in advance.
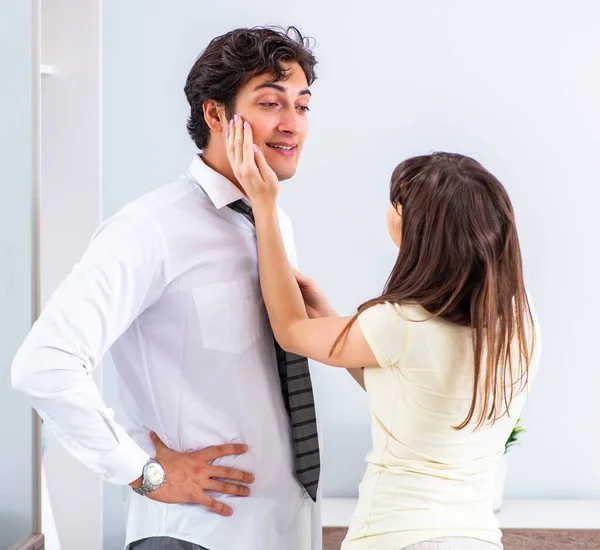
[323,528,600,549]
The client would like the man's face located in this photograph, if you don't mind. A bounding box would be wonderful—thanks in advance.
[227,62,311,182]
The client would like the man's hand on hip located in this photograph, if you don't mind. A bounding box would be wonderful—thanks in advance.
[129,432,254,516]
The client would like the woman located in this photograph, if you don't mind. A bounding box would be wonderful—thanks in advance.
[226,117,540,550]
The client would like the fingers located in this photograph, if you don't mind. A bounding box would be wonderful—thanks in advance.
[225,117,235,167]
[225,114,261,191]
[196,494,233,516]
[291,268,314,289]
[290,265,307,282]
[242,119,255,166]
[225,114,244,171]
[253,144,273,183]
[200,443,248,463]
[234,114,243,166]
[150,431,167,450]
[292,268,309,284]
[204,479,251,497]
[209,465,255,485]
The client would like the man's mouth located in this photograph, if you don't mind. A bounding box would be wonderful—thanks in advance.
[266,143,296,151]
[265,142,297,158]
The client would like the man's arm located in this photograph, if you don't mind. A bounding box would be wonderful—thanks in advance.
[12,214,167,484]
[12,213,254,514]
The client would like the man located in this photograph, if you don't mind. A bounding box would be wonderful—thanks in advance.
[12,26,322,550]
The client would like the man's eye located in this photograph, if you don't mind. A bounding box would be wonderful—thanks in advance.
[260,102,278,108]
[297,105,310,113]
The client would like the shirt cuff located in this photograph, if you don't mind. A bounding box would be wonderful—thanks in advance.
[101,433,151,485]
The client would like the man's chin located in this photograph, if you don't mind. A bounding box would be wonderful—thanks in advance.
[274,171,296,182]
[272,166,297,182]
[264,149,300,181]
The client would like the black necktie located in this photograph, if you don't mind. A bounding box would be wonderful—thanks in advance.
[227,199,320,501]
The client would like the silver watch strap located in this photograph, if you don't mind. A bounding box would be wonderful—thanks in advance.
[132,458,165,496]
[133,483,153,496]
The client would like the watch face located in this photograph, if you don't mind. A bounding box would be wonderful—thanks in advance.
[146,462,164,486]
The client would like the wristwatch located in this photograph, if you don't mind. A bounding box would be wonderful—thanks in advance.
[133,458,166,496]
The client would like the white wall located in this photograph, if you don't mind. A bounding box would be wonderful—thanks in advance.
[37,0,600,546]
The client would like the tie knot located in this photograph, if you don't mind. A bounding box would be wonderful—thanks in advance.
[227,199,255,225]
[230,199,253,217]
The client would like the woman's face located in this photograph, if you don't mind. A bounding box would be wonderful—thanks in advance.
[387,203,403,248]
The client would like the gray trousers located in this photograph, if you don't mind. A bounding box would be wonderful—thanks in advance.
[127,537,209,550]
[402,538,501,549]
[127,537,328,550]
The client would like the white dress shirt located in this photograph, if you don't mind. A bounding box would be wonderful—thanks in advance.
[12,155,322,550]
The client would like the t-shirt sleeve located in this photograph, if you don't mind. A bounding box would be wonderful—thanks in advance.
[357,302,408,368]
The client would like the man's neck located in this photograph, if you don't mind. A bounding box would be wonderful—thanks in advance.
[200,147,247,197]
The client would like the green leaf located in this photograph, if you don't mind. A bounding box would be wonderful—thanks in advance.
[505,418,525,454]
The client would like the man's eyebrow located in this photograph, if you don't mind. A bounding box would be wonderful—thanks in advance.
[253,82,312,97]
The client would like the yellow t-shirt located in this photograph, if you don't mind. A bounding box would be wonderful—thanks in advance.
[342,301,541,550]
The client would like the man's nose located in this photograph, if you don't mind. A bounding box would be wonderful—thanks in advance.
[276,108,300,135]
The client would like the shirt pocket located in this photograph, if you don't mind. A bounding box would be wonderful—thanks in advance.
[192,278,267,354]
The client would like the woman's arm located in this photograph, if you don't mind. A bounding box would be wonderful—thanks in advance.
[225,117,377,370]
[294,269,367,389]
[254,201,376,368]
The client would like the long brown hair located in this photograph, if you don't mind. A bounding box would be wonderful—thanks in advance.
[333,152,535,430]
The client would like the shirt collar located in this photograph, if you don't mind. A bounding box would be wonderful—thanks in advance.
[188,154,246,210]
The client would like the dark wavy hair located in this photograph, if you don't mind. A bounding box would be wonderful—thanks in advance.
[184,26,317,150]
[333,153,536,430]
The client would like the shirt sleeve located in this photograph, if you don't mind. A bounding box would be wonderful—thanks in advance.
[12,213,169,485]
[357,302,408,368]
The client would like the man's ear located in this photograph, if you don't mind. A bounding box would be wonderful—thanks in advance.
[202,100,227,133]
